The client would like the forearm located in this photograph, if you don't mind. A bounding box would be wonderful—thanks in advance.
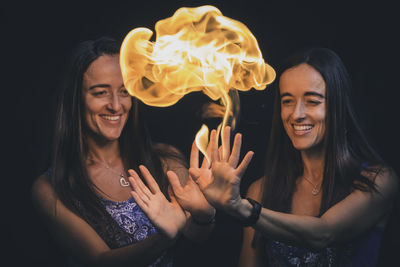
[90,233,175,267]
[233,199,332,250]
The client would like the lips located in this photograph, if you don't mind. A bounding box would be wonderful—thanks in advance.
[100,115,121,121]
[292,124,313,135]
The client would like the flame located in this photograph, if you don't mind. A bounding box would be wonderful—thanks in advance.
[120,5,275,162]
[195,124,209,161]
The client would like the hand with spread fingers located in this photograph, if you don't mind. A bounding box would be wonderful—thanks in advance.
[167,141,216,224]
[128,165,187,240]
[193,126,254,215]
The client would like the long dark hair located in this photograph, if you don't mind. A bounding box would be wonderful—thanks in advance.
[261,47,384,215]
[49,37,169,248]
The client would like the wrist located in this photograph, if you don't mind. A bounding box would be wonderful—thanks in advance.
[234,198,253,219]
[239,198,261,227]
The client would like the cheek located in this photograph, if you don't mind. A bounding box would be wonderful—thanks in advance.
[315,107,326,123]
[314,109,326,135]
[84,95,103,114]
[84,103,100,119]
[281,107,291,122]
[122,98,132,112]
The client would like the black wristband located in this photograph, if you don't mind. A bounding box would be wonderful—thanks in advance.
[241,198,261,227]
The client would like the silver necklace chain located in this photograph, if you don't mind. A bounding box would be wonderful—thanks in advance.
[88,158,130,187]
[302,176,320,196]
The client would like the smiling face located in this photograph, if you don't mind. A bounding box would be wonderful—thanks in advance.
[279,63,326,152]
[82,54,132,142]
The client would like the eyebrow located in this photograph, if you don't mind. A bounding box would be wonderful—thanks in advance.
[280,91,325,98]
[88,84,110,90]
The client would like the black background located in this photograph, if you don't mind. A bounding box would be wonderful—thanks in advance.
[4,0,399,266]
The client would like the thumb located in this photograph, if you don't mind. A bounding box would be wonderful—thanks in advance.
[168,185,177,203]
[167,170,182,191]
[189,167,201,180]
[236,151,254,178]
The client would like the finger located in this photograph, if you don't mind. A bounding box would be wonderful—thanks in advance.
[168,185,178,205]
[128,169,138,190]
[139,165,161,194]
[186,174,201,190]
[189,167,201,181]
[201,130,215,168]
[167,170,183,192]
[186,169,200,186]
[190,141,199,169]
[209,129,219,163]
[130,190,149,211]
[129,176,150,202]
[128,170,152,200]
[228,133,242,167]
[221,126,231,161]
[196,171,214,190]
[235,151,254,178]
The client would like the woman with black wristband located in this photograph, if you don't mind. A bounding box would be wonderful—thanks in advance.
[192,47,398,267]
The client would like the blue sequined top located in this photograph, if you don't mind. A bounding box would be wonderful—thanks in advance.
[99,197,173,266]
[265,226,384,266]
[45,168,172,266]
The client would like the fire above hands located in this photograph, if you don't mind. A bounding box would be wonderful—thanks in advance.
[120,5,275,107]
[120,5,276,159]
[191,127,254,214]
[128,166,186,239]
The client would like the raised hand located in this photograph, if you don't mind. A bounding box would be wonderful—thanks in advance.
[129,165,187,240]
[167,141,216,223]
[192,127,254,215]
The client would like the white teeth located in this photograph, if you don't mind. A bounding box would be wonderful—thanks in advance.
[102,115,120,121]
[293,125,313,131]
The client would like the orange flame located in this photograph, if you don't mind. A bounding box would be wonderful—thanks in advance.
[120,5,275,162]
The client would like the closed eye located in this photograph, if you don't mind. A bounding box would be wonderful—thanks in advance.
[307,100,322,105]
[92,90,107,96]
[281,99,293,105]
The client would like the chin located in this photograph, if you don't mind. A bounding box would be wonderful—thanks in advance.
[292,140,324,153]
[99,130,124,141]
[290,139,314,151]
[292,144,310,151]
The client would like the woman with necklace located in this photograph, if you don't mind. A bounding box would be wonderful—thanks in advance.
[31,36,215,267]
[193,47,398,266]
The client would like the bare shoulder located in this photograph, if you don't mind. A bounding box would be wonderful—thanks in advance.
[246,177,265,202]
[31,174,57,218]
[375,166,398,198]
[362,165,399,199]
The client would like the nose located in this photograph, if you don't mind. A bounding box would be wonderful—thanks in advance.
[106,93,122,112]
[292,100,306,122]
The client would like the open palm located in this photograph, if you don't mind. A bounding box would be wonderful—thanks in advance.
[129,165,186,239]
[192,127,254,214]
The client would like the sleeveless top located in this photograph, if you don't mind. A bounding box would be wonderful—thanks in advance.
[265,226,384,266]
[265,162,384,266]
[45,169,173,266]
[97,197,173,267]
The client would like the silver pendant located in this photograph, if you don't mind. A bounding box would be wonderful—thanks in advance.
[120,174,130,187]
[312,187,319,195]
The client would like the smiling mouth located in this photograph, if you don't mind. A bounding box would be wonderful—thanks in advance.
[100,115,121,121]
[292,124,314,134]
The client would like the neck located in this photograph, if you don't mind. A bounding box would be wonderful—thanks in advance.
[86,135,121,165]
[301,147,325,184]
